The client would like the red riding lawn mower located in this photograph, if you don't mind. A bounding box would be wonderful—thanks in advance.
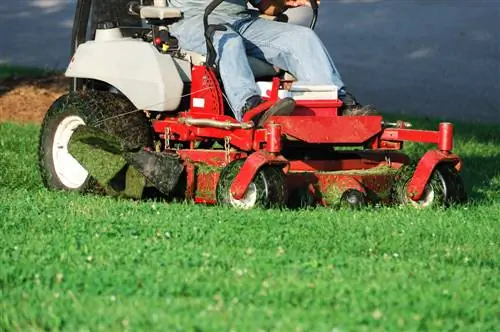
[38,0,467,209]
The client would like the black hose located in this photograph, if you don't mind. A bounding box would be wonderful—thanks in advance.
[309,0,319,29]
[71,0,92,91]
[203,0,226,68]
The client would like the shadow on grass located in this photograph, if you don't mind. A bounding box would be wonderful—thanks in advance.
[456,140,500,204]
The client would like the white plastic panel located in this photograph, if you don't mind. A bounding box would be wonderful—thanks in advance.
[257,82,338,100]
[290,84,338,100]
[66,39,184,112]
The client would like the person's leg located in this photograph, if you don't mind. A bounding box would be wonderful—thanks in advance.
[170,18,259,120]
[237,18,377,115]
[213,28,261,119]
[210,27,296,123]
[237,18,344,89]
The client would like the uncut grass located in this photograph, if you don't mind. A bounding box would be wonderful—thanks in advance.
[0,122,499,331]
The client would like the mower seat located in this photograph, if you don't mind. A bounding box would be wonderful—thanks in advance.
[182,50,279,78]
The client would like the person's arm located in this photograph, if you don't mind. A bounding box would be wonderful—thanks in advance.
[249,0,318,16]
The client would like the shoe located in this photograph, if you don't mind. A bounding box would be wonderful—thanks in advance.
[255,97,296,127]
[241,95,265,113]
[241,95,296,128]
[341,104,379,116]
[339,90,379,116]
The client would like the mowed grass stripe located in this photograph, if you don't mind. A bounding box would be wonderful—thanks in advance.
[0,121,499,330]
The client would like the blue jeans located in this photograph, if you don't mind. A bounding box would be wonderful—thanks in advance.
[170,16,345,121]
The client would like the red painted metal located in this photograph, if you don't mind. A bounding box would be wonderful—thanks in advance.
[176,149,247,167]
[188,170,397,206]
[406,150,461,201]
[177,153,403,206]
[230,151,288,200]
[143,62,463,207]
[260,77,281,101]
[266,123,282,153]
[332,176,366,195]
[288,155,407,172]
[252,129,267,151]
[174,150,245,204]
[292,99,342,116]
[153,116,255,151]
[194,197,217,204]
[269,116,383,143]
[381,128,439,144]
[378,140,402,150]
[381,122,455,152]
[241,99,275,123]
[185,162,196,200]
[190,65,224,116]
[438,122,453,152]
[270,77,281,100]
[289,159,381,172]
[286,172,395,206]
[194,172,219,203]
[295,99,343,109]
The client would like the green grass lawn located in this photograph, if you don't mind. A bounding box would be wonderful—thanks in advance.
[0,120,499,331]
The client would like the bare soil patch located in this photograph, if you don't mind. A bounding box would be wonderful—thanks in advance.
[0,75,68,123]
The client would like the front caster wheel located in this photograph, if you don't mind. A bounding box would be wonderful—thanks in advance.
[340,189,367,209]
[216,159,287,209]
[392,163,467,208]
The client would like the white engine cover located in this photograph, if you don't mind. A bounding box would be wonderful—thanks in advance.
[66,39,184,112]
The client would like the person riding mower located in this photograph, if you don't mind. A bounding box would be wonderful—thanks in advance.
[37,0,467,209]
[167,0,377,125]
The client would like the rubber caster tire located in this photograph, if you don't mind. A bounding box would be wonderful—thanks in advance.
[216,159,287,209]
[38,91,153,193]
[392,163,467,208]
[288,187,316,209]
[340,189,367,209]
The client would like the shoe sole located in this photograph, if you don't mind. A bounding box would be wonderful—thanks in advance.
[256,98,296,128]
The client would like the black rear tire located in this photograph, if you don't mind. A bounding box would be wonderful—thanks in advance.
[38,91,154,192]
[216,159,287,209]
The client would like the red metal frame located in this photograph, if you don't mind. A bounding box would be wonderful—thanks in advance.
[148,64,462,205]
[405,150,461,200]
[190,65,224,115]
[230,150,288,200]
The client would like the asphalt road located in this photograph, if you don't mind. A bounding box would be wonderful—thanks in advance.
[1,0,499,123]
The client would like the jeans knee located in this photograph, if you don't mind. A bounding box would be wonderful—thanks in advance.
[216,32,245,58]
[291,25,317,38]
[284,26,321,52]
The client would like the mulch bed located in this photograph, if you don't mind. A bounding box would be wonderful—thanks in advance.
[0,75,69,123]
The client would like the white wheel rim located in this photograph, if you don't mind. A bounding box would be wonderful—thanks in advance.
[229,183,258,209]
[409,184,435,208]
[52,115,89,189]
